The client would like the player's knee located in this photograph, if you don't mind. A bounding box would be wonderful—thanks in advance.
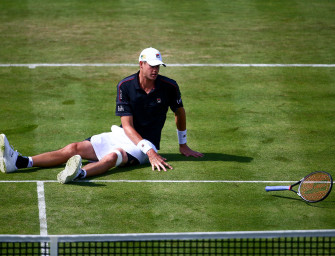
[104,149,127,167]
[110,149,123,167]
[62,142,80,156]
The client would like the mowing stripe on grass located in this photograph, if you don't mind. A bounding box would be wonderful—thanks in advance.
[0,63,335,68]
[37,181,48,236]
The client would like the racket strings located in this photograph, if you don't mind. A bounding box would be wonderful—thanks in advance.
[299,172,332,202]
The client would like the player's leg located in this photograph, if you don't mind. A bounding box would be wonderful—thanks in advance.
[31,140,98,167]
[0,133,97,173]
[57,148,128,184]
[83,148,128,177]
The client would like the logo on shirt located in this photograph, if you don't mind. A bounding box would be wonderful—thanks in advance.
[118,105,124,112]
[157,98,161,103]
[177,98,182,104]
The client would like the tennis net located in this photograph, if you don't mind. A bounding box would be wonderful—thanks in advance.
[1,230,334,256]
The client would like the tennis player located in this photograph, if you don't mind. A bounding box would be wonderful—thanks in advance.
[0,47,203,183]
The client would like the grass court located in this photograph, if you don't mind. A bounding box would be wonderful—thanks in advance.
[0,0,334,236]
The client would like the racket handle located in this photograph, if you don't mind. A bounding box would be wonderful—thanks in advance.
[265,186,290,192]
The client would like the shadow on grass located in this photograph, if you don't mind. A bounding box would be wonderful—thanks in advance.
[4,152,253,182]
[272,195,335,208]
[161,153,253,163]
[70,181,106,187]
[93,152,253,177]
[1,124,39,135]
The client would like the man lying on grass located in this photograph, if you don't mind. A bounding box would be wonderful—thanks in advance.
[0,47,203,183]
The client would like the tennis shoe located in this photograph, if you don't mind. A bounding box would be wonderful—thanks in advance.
[57,155,82,184]
[0,134,20,173]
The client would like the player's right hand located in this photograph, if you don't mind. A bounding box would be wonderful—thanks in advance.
[147,149,173,172]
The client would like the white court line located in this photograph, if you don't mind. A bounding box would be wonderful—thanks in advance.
[36,181,48,236]
[77,179,296,183]
[0,180,294,183]
[7,179,291,238]
[0,63,335,68]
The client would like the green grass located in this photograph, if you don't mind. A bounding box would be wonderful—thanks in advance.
[44,182,335,234]
[0,183,40,234]
[0,0,334,235]
[1,0,335,64]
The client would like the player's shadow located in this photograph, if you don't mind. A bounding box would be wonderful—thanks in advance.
[107,152,253,176]
[162,153,253,163]
[10,153,253,180]
[71,180,106,187]
[10,153,253,182]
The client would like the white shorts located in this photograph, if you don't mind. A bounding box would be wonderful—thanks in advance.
[90,125,157,164]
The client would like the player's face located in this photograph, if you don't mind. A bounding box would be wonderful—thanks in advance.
[140,61,160,80]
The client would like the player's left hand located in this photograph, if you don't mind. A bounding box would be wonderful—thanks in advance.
[179,144,204,158]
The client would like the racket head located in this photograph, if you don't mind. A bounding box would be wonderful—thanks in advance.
[298,171,333,203]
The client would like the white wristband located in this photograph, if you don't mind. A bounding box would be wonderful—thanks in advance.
[137,139,153,154]
[177,129,187,144]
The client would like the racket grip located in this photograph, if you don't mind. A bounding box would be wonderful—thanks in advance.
[265,186,290,192]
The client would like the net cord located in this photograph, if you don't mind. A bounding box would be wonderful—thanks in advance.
[1,229,335,243]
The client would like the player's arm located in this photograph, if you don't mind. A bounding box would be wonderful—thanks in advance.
[174,107,204,158]
[120,116,173,172]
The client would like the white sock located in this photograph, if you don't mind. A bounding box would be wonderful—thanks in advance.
[27,157,33,168]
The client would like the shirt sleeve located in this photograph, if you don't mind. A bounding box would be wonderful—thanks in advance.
[115,81,133,116]
[169,82,184,113]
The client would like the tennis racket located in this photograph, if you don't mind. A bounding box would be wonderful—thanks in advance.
[265,171,333,203]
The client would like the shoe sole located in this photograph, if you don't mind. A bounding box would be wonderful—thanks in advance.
[57,155,82,184]
[0,134,7,173]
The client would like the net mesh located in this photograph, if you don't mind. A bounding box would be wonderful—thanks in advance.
[1,232,334,256]
[57,237,335,256]
[0,241,49,256]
